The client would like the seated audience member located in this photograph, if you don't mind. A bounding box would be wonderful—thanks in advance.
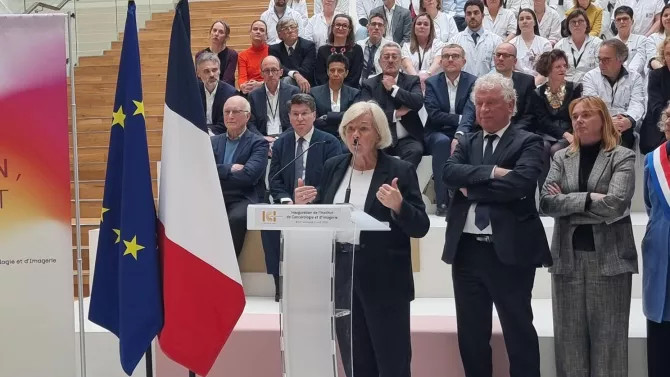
[315,14,365,88]
[357,13,392,84]
[311,54,360,147]
[648,4,670,70]
[443,0,468,31]
[540,96,637,377]
[510,8,553,85]
[493,43,536,130]
[269,18,316,93]
[421,0,459,42]
[613,0,664,38]
[554,9,602,83]
[238,20,270,95]
[565,0,603,37]
[401,13,445,85]
[532,0,563,45]
[195,20,238,87]
[263,94,343,301]
[360,42,425,168]
[530,49,582,188]
[424,44,477,216]
[268,0,309,24]
[212,96,270,257]
[314,0,349,17]
[448,0,503,77]
[196,52,238,136]
[261,0,305,45]
[641,37,670,154]
[305,0,340,49]
[248,56,301,146]
[613,6,657,77]
[483,0,517,42]
[355,0,386,40]
[500,0,526,14]
[582,38,644,150]
[370,0,413,44]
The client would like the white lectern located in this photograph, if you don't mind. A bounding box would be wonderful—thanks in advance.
[247,204,390,377]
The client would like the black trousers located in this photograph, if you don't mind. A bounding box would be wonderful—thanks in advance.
[225,196,251,257]
[386,136,423,169]
[335,247,412,377]
[647,319,670,377]
[452,234,540,377]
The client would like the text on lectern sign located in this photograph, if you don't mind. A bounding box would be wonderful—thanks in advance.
[250,205,353,230]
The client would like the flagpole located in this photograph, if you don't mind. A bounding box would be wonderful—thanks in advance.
[189,371,196,377]
[145,346,153,377]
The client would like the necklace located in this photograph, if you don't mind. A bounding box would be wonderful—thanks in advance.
[545,83,566,109]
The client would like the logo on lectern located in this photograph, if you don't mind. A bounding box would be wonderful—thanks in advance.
[262,210,277,223]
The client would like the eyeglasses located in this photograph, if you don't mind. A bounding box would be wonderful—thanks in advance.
[290,111,314,118]
[569,19,586,26]
[224,109,249,116]
[281,25,298,32]
[494,52,515,59]
[262,68,281,75]
[441,53,462,60]
[614,17,631,23]
[596,56,614,63]
[334,23,350,29]
[368,21,384,28]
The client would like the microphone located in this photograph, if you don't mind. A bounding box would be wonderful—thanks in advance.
[343,138,359,204]
[264,140,327,204]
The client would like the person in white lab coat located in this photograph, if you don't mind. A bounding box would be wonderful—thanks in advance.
[613,0,665,37]
[532,0,563,44]
[648,4,670,71]
[305,0,339,49]
[421,0,460,42]
[612,5,656,77]
[554,9,602,82]
[401,13,446,81]
[483,0,517,41]
[449,0,503,76]
[509,8,553,85]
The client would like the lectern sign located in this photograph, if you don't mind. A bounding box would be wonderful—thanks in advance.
[250,204,352,230]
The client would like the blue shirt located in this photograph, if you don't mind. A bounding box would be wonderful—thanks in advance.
[444,0,467,17]
[223,132,243,165]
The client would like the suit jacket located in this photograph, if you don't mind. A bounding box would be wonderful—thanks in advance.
[360,72,424,142]
[248,83,301,136]
[311,84,360,138]
[269,37,317,84]
[315,152,430,302]
[199,80,238,135]
[539,146,637,276]
[424,71,477,137]
[530,81,582,139]
[212,130,270,203]
[370,5,412,44]
[442,126,552,267]
[640,67,670,155]
[268,127,343,202]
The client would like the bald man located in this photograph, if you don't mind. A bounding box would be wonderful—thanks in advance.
[212,95,270,257]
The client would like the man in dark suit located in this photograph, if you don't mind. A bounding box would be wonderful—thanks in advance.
[494,43,535,130]
[196,51,238,135]
[311,54,360,148]
[442,72,551,377]
[371,0,412,44]
[360,42,424,168]
[262,93,343,301]
[269,18,317,93]
[212,96,269,257]
[248,56,301,150]
[424,44,477,216]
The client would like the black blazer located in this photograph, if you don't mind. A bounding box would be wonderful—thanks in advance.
[268,127,343,202]
[316,152,430,302]
[315,44,365,88]
[248,83,301,136]
[310,84,360,138]
[530,81,582,140]
[360,72,425,142]
[212,130,269,203]
[640,67,670,154]
[198,80,238,135]
[424,71,477,137]
[269,37,317,84]
[511,71,536,130]
[442,126,552,267]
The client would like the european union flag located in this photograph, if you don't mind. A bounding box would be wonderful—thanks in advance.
[87,1,164,375]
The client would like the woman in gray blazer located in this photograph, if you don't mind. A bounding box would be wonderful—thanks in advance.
[539,96,637,377]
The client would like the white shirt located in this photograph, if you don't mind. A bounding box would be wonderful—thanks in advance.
[333,166,375,243]
[401,38,445,72]
[357,0,384,24]
[313,0,350,16]
[446,74,460,117]
[330,88,341,112]
[554,35,602,83]
[305,13,333,50]
[510,35,552,77]
[615,33,655,76]
[294,126,314,179]
[463,123,510,235]
[385,3,397,38]
[260,7,305,45]
[204,81,218,125]
[449,28,503,77]
[268,0,309,24]
[388,75,411,139]
[503,0,531,14]
[266,83,283,136]
[581,67,646,126]
[483,7,517,38]
[433,11,460,42]
[533,5,563,42]
[613,0,664,36]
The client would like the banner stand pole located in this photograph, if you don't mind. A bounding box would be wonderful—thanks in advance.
[68,10,88,377]
[145,346,154,377]
[189,370,196,377]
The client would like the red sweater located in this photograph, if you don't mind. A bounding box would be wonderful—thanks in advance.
[237,43,268,85]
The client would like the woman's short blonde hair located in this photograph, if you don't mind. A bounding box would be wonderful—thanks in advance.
[656,37,670,67]
[338,101,393,149]
[568,96,620,152]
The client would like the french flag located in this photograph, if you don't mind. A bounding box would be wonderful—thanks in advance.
[157,0,246,375]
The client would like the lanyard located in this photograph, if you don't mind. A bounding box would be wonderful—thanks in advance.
[571,42,587,68]
[266,90,278,120]
[417,46,425,70]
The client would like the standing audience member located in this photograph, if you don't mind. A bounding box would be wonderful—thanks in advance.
[305,0,339,49]
[269,18,317,92]
[642,104,670,377]
[554,9,602,82]
[565,0,603,37]
[641,38,670,154]
[195,20,238,87]
[442,72,551,377]
[540,96,637,377]
[421,0,459,42]
[510,8,553,85]
[613,6,657,77]
[360,42,425,168]
[613,0,665,37]
[492,43,536,130]
[261,0,305,45]
[371,0,413,44]
[483,0,517,42]
[196,52,238,136]
[315,14,365,88]
[401,14,445,84]
[357,13,393,84]
[211,96,270,257]
[532,0,563,45]
[238,20,270,95]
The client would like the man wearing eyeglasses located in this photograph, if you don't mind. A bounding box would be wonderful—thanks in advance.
[260,0,305,45]
[211,96,270,258]
[269,18,316,93]
[356,13,393,84]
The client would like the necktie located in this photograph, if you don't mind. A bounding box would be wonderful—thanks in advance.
[295,137,305,185]
[475,134,497,230]
[288,46,294,56]
[365,44,378,78]
[471,32,479,46]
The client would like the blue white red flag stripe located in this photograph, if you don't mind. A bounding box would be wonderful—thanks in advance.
[648,141,670,218]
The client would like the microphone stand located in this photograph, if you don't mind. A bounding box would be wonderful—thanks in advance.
[343,138,359,204]
[263,140,327,204]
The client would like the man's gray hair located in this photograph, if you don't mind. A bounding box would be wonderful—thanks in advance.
[470,72,517,116]
[380,41,402,55]
[601,39,629,63]
[276,18,299,34]
[196,51,220,68]
[225,95,251,112]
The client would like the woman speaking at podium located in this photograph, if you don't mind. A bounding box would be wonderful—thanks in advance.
[294,100,430,377]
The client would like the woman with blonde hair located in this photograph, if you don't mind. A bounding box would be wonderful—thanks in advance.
[540,96,637,377]
[641,37,670,154]
[401,13,444,83]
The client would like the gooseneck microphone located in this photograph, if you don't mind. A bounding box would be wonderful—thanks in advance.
[264,140,327,204]
[343,138,359,204]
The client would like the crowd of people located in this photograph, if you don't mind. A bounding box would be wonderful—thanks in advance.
[195,0,670,376]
